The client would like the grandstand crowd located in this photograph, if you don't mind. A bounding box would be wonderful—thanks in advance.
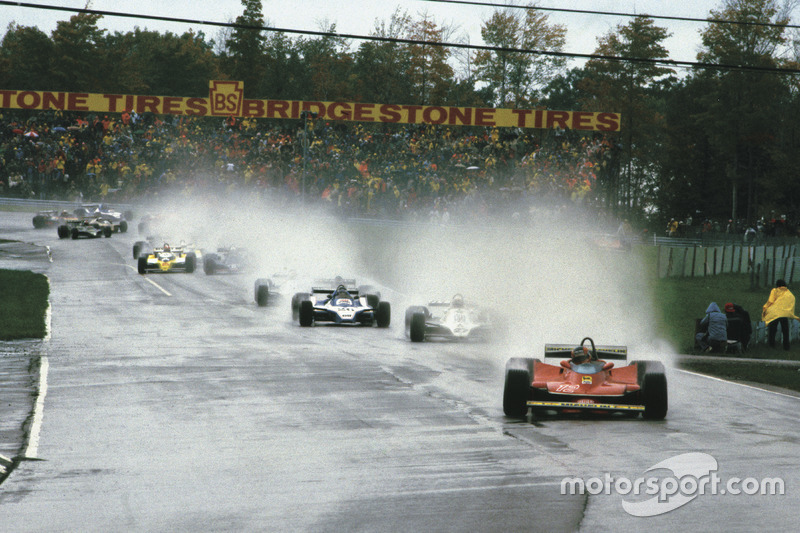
[0,109,621,224]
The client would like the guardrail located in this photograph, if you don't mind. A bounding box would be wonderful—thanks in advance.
[0,197,134,212]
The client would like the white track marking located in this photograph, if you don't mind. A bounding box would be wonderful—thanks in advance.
[123,264,172,296]
[676,368,800,400]
[24,356,48,459]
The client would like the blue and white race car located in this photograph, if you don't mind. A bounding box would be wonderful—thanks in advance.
[294,283,390,327]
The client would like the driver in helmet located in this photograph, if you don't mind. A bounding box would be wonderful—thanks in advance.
[330,284,353,304]
[570,345,601,373]
[163,243,171,252]
[451,294,465,308]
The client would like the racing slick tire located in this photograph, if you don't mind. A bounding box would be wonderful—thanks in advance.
[255,284,269,307]
[409,311,426,342]
[635,361,668,420]
[32,215,46,228]
[299,299,314,327]
[103,226,112,238]
[292,292,310,320]
[71,228,79,239]
[365,294,380,310]
[185,252,197,273]
[57,225,70,239]
[137,255,148,274]
[503,357,533,417]
[133,241,148,259]
[254,279,270,306]
[375,301,391,328]
[119,220,128,233]
[203,254,218,275]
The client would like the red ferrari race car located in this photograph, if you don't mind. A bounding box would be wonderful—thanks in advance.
[502,337,667,420]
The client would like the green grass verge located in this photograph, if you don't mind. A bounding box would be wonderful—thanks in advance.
[680,361,800,393]
[653,271,771,352]
[0,269,49,340]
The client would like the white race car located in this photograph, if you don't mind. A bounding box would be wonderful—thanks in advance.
[405,294,493,342]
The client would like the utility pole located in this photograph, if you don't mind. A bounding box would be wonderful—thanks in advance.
[300,110,317,206]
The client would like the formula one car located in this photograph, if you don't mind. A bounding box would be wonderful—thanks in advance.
[203,247,250,275]
[405,294,492,342]
[293,281,390,327]
[137,243,197,274]
[74,203,129,233]
[253,269,301,307]
[32,210,75,229]
[290,277,381,318]
[59,218,113,239]
[502,337,667,420]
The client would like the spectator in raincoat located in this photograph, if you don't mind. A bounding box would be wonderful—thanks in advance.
[762,279,798,351]
[695,302,727,353]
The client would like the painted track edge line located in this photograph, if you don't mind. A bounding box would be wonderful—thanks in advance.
[23,356,48,459]
[123,264,171,296]
[676,368,800,400]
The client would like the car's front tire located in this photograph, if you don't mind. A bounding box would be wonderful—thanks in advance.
[503,357,534,417]
[409,312,426,342]
[637,361,668,420]
[185,252,196,273]
[375,301,391,328]
[299,300,314,327]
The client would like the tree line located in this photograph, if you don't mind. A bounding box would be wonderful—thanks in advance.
[1,0,799,227]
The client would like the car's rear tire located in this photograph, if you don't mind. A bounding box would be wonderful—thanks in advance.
[409,312,426,342]
[32,215,46,228]
[133,241,148,259]
[365,294,380,309]
[119,220,128,233]
[256,285,269,307]
[637,361,668,420]
[71,228,79,239]
[137,255,148,274]
[503,360,532,418]
[204,254,217,275]
[57,225,70,239]
[185,252,196,273]
[103,226,112,238]
[375,301,391,328]
[299,299,314,327]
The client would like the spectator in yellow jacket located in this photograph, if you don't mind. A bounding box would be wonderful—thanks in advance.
[762,279,798,350]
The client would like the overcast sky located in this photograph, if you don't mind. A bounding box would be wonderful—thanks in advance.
[0,0,783,70]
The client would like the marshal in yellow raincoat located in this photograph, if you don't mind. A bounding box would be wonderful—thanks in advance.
[762,286,799,325]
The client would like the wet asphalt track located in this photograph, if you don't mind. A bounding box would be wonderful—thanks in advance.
[0,209,799,532]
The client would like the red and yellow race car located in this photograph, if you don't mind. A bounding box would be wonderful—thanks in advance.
[503,337,667,420]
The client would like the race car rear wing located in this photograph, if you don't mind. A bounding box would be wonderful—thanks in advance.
[313,278,357,288]
[544,344,628,360]
[311,287,360,297]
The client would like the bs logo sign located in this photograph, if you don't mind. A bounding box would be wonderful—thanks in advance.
[209,80,244,117]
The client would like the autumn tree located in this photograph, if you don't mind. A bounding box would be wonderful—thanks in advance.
[49,13,107,92]
[580,16,673,216]
[0,23,54,90]
[405,13,455,105]
[474,5,566,107]
[226,0,267,97]
[692,0,791,223]
[296,23,353,101]
[353,10,414,103]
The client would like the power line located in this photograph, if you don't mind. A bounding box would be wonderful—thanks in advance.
[2,1,799,75]
[420,0,800,30]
